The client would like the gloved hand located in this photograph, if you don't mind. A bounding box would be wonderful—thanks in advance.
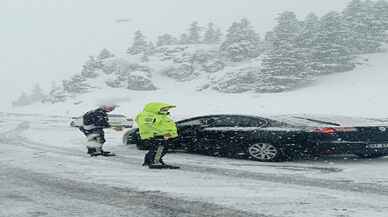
[164,133,172,140]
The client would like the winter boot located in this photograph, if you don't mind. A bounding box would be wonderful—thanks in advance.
[101,150,116,157]
[87,147,102,157]
[148,164,180,169]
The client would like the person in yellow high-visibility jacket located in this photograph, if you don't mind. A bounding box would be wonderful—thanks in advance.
[135,102,179,169]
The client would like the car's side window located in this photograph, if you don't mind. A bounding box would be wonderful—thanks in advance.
[209,117,236,127]
[208,116,269,128]
[177,118,210,127]
[241,117,269,127]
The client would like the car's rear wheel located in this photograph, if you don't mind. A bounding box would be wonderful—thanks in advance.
[247,143,284,162]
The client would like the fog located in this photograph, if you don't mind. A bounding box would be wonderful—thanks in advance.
[0,0,350,107]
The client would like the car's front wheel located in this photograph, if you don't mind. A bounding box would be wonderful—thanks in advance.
[247,143,284,162]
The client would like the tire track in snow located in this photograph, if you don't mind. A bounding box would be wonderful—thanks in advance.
[0,164,262,217]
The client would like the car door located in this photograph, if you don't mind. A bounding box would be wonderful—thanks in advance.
[200,116,269,155]
[172,117,215,150]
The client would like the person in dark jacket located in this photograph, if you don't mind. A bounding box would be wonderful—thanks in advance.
[79,104,117,156]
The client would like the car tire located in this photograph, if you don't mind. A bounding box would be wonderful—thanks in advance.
[247,143,285,162]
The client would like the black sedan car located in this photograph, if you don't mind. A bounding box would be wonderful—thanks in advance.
[123,114,388,162]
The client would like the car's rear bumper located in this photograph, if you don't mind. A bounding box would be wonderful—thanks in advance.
[314,141,388,155]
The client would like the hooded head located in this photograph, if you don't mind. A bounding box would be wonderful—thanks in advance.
[143,102,176,115]
[100,104,118,113]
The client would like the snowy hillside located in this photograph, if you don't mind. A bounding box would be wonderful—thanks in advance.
[11,50,388,120]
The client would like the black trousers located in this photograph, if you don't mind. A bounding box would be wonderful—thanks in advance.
[143,138,168,166]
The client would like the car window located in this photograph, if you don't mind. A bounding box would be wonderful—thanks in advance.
[177,118,211,127]
[209,116,268,128]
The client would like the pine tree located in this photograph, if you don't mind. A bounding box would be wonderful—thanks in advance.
[62,75,90,94]
[12,92,30,107]
[261,12,304,77]
[297,13,321,74]
[97,48,114,60]
[220,18,262,62]
[187,22,201,44]
[203,22,222,44]
[298,13,320,49]
[263,31,275,51]
[343,0,385,53]
[44,82,67,103]
[156,34,179,46]
[179,33,189,44]
[81,56,99,78]
[371,0,388,41]
[30,84,46,102]
[127,30,149,55]
[146,42,155,55]
[312,11,354,73]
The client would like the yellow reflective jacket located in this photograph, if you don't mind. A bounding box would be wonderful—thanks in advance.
[135,102,178,140]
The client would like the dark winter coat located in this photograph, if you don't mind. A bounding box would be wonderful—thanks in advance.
[82,108,110,130]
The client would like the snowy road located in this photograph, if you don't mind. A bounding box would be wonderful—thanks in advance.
[1,112,388,217]
[0,164,257,217]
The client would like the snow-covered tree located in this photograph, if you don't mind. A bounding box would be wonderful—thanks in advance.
[343,0,386,53]
[311,11,354,73]
[12,92,30,107]
[220,18,262,62]
[81,56,99,78]
[179,33,189,44]
[62,74,90,94]
[261,12,305,77]
[146,42,155,54]
[203,22,222,44]
[297,13,321,74]
[127,30,149,55]
[373,0,388,31]
[297,13,320,49]
[12,84,46,106]
[97,48,114,60]
[30,84,46,102]
[187,22,202,44]
[44,82,67,103]
[263,31,275,51]
[156,34,179,46]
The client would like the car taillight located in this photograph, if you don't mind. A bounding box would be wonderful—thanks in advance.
[314,127,357,134]
[314,127,336,134]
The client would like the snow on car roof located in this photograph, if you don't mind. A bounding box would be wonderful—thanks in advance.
[268,114,388,127]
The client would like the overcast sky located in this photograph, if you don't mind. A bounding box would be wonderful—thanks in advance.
[0,0,351,106]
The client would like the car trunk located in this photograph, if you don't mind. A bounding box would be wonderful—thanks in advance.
[335,126,388,143]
